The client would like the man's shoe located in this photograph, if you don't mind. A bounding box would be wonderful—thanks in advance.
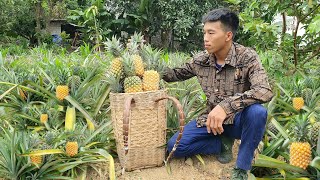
[231,167,248,180]
[216,136,234,164]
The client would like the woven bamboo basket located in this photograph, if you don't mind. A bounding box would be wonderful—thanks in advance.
[110,89,185,171]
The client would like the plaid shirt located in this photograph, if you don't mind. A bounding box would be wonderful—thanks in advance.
[163,43,273,127]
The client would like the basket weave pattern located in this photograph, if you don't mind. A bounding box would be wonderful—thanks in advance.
[110,90,167,171]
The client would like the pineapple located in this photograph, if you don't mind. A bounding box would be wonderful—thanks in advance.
[30,155,43,165]
[122,53,143,93]
[292,97,304,111]
[141,45,165,91]
[310,121,320,146]
[127,33,145,77]
[40,113,48,124]
[56,69,69,100]
[105,36,124,78]
[267,122,278,135]
[68,75,81,90]
[66,141,78,157]
[289,115,311,170]
[302,88,312,106]
[133,53,145,77]
[56,85,69,100]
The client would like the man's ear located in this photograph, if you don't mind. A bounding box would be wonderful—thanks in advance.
[226,31,233,42]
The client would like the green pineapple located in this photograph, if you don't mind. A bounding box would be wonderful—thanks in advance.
[310,121,320,146]
[302,88,312,106]
[267,122,279,135]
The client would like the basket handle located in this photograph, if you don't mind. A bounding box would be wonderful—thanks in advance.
[123,96,135,155]
[154,96,185,164]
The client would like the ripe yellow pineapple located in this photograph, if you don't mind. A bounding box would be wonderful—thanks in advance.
[141,45,165,91]
[66,141,78,157]
[110,57,123,77]
[105,36,124,78]
[56,69,70,100]
[289,115,311,170]
[30,155,42,165]
[56,85,69,100]
[122,53,143,93]
[292,97,304,111]
[133,54,144,77]
[127,33,145,77]
[143,70,160,91]
[40,114,48,124]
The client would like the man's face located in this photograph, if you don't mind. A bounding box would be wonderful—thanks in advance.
[203,21,231,54]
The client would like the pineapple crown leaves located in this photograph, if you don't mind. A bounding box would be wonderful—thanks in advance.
[141,45,167,76]
[291,114,311,142]
[57,68,70,85]
[105,73,123,93]
[29,132,43,149]
[121,52,136,77]
[126,32,145,53]
[104,36,123,57]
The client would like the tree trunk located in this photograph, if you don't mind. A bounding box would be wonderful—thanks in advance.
[35,0,42,45]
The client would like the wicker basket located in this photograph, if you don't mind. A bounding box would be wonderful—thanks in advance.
[110,89,185,171]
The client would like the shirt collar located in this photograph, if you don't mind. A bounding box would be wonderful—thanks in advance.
[208,43,237,67]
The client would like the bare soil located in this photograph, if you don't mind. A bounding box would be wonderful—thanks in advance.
[86,141,242,180]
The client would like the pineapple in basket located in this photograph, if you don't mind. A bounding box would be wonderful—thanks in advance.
[127,32,145,77]
[122,53,143,93]
[105,36,124,78]
[289,115,311,170]
[141,45,166,91]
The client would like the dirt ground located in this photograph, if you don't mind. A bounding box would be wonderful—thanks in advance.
[87,141,242,180]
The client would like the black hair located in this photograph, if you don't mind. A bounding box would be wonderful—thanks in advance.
[202,8,239,38]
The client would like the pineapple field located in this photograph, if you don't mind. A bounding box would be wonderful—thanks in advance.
[0,33,320,179]
[0,0,320,179]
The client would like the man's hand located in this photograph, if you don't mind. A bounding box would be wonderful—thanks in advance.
[206,105,227,135]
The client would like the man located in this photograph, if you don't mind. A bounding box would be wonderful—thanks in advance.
[163,8,273,179]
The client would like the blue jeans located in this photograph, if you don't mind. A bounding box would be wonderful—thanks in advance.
[167,104,267,170]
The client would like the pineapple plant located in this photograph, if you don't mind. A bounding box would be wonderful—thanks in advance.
[141,45,166,91]
[68,75,81,90]
[105,36,124,78]
[56,69,69,101]
[289,115,311,170]
[310,121,320,146]
[122,53,143,93]
[302,88,312,106]
[127,33,145,77]
[267,122,279,135]
[105,73,123,93]
[66,141,78,157]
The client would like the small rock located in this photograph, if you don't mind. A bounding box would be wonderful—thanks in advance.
[185,157,193,166]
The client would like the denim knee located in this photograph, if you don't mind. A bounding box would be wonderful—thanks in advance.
[243,104,267,127]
